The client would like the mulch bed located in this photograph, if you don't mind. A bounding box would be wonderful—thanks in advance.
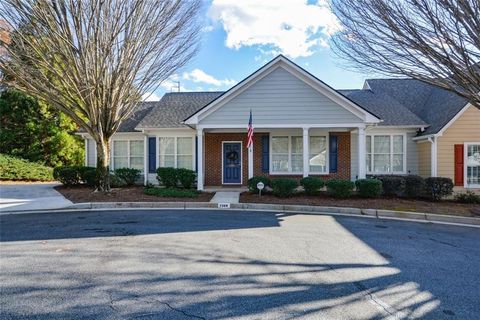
[240,192,480,216]
[55,185,214,203]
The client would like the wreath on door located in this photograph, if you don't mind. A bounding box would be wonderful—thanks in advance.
[226,150,238,162]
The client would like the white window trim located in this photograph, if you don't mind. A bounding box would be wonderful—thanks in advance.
[111,139,145,172]
[157,136,195,170]
[309,135,329,175]
[270,134,329,175]
[366,133,407,175]
[464,142,480,189]
[221,141,243,185]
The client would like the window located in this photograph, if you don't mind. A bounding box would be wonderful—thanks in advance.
[271,136,303,173]
[158,137,193,169]
[309,136,327,173]
[466,144,480,187]
[112,140,145,172]
[366,134,405,173]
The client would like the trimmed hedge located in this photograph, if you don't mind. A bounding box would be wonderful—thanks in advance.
[355,179,382,198]
[247,176,271,193]
[300,177,325,195]
[455,191,480,204]
[375,175,405,197]
[110,173,127,188]
[424,177,453,201]
[144,187,198,198]
[0,154,54,181]
[326,179,355,198]
[156,167,177,188]
[404,175,425,198]
[82,168,97,187]
[53,166,81,186]
[114,168,141,186]
[176,168,196,189]
[271,178,298,198]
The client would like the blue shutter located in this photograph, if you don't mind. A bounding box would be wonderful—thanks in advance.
[148,137,156,173]
[329,135,338,173]
[261,135,269,173]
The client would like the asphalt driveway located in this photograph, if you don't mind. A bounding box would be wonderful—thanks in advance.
[1,209,479,319]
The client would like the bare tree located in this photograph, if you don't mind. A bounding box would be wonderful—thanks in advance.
[0,0,202,191]
[330,0,480,109]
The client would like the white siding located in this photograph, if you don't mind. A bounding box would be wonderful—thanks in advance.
[406,131,418,174]
[86,138,96,167]
[201,67,364,126]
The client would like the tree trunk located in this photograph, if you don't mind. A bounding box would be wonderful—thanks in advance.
[95,137,111,192]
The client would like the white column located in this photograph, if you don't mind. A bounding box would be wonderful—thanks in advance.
[143,135,148,186]
[358,127,366,179]
[84,138,88,166]
[248,144,254,179]
[197,127,204,190]
[303,127,309,177]
[430,137,437,177]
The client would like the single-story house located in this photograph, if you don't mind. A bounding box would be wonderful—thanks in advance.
[79,55,480,190]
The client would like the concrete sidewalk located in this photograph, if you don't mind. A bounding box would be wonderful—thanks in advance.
[0,183,72,213]
[210,191,241,204]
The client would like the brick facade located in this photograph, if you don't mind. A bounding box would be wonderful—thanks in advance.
[203,131,351,186]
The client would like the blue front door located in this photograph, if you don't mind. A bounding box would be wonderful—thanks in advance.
[223,143,241,184]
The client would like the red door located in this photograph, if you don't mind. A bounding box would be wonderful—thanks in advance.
[454,144,464,186]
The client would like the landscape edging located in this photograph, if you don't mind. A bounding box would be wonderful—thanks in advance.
[65,202,480,227]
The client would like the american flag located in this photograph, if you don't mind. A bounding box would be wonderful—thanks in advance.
[247,109,253,149]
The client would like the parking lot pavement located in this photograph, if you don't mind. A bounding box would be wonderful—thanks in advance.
[0,183,72,213]
[1,209,479,319]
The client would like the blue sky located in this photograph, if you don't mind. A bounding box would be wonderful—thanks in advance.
[146,0,371,100]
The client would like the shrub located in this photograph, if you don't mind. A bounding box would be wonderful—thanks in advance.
[109,173,126,188]
[404,175,425,198]
[53,166,81,186]
[271,178,298,198]
[82,168,97,187]
[176,168,196,189]
[355,179,382,198]
[424,177,454,201]
[247,176,271,193]
[326,179,355,198]
[455,191,480,204]
[144,187,198,198]
[114,168,141,186]
[376,175,405,197]
[300,177,325,195]
[0,154,54,181]
[156,167,177,188]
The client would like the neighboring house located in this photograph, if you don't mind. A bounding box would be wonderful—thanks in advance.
[79,55,480,190]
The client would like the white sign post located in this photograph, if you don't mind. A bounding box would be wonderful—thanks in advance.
[257,181,265,196]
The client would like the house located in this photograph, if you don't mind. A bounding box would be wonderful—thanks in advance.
[80,55,480,190]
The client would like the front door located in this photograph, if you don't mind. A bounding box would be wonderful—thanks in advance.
[223,142,242,184]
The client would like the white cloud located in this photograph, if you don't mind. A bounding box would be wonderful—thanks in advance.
[209,0,341,58]
[183,69,236,87]
[142,92,160,101]
[159,74,188,92]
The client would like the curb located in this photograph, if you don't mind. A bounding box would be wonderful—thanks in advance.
[59,202,480,227]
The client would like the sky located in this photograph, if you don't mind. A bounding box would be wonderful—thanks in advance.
[144,0,371,101]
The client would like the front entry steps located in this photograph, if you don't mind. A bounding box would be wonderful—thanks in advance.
[210,191,240,204]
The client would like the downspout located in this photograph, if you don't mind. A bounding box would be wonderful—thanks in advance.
[428,136,437,177]
[142,130,148,186]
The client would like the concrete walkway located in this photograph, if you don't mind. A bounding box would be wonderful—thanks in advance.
[0,183,72,213]
[210,191,241,204]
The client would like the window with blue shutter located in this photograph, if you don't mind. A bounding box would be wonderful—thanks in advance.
[261,135,269,173]
[148,137,156,173]
[329,135,338,173]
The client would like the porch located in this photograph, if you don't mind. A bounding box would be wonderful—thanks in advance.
[196,125,368,190]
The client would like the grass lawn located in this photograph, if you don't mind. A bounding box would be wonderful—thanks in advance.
[240,192,480,216]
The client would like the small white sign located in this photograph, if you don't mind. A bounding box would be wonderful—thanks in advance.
[257,182,265,190]
[218,203,231,209]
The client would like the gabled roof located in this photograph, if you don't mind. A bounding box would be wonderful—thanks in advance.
[183,55,381,125]
[364,79,468,136]
[136,92,223,129]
